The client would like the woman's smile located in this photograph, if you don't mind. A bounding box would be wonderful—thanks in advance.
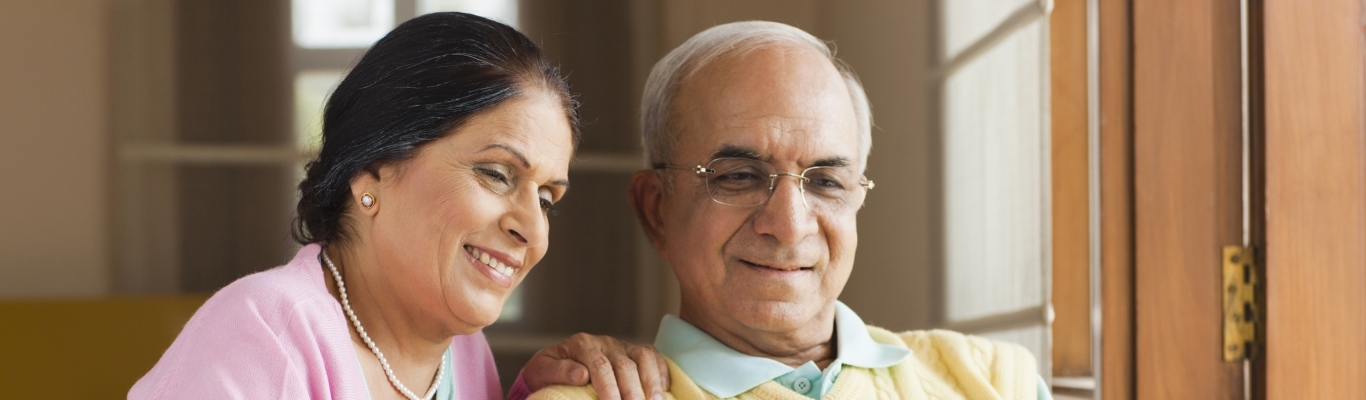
[463,244,521,288]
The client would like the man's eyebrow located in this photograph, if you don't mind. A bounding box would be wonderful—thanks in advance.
[713,145,852,168]
[711,145,762,160]
[478,143,530,168]
[811,157,851,168]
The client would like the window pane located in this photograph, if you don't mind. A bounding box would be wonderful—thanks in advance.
[942,20,1047,322]
[292,0,394,49]
[941,0,1034,59]
[419,0,518,28]
[293,70,347,153]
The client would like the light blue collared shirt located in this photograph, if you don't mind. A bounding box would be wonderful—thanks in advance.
[653,301,1053,399]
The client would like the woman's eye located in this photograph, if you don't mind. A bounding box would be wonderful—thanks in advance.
[473,166,516,195]
[475,167,509,183]
[540,198,559,217]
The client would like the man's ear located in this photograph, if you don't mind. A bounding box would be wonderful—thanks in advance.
[628,170,668,258]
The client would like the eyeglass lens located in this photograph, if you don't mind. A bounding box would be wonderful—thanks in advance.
[703,158,867,211]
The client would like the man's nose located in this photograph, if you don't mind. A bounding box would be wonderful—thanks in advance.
[752,176,818,244]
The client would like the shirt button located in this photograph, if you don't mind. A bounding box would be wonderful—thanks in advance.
[792,377,812,394]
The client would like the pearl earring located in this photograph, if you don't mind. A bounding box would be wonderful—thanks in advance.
[361,193,376,208]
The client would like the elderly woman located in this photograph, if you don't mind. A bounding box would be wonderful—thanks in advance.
[131,13,665,400]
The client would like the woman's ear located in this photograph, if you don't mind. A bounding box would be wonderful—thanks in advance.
[350,166,385,217]
[628,170,668,258]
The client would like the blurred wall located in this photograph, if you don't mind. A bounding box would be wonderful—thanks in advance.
[0,0,112,298]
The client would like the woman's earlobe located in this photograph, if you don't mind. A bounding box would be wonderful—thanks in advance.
[350,170,384,216]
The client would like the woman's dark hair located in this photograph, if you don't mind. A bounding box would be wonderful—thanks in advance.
[293,12,578,245]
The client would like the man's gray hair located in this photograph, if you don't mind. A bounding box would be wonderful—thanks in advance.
[640,21,873,169]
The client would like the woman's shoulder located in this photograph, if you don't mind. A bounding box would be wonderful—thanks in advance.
[130,244,363,399]
[206,244,334,320]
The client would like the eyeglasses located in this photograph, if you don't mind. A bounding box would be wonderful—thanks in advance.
[653,157,874,213]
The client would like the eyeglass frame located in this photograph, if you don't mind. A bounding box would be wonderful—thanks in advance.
[651,157,875,209]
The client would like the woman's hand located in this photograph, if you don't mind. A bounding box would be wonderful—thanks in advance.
[519,333,671,400]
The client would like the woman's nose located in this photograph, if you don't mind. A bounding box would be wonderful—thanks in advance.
[502,187,548,247]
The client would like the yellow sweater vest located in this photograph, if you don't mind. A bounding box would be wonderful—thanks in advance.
[529,327,1038,400]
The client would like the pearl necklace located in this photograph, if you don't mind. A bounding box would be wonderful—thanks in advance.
[323,251,445,400]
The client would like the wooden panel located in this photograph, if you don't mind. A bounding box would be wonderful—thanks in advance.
[1263,0,1366,398]
[1133,0,1245,397]
[175,0,294,292]
[0,296,207,398]
[1098,0,1134,398]
[1050,0,1092,378]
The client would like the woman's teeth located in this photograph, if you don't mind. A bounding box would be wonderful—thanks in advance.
[466,246,514,278]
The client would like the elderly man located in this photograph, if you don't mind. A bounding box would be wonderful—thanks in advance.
[532,21,1051,400]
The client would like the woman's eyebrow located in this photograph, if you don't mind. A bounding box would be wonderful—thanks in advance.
[479,143,569,190]
[478,143,530,168]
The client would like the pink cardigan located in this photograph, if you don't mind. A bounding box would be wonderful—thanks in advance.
[129,244,502,400]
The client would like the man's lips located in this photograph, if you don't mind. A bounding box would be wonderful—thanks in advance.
[739,259,814,271]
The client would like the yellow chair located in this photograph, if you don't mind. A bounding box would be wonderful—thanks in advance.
[0,296,207,399]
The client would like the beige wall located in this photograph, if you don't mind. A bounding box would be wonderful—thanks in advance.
[0,1,111,297]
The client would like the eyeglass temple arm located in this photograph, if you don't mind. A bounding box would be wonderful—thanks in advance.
[651,163,715,175]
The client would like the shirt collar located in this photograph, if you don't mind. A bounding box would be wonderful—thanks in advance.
[653,301,912,398]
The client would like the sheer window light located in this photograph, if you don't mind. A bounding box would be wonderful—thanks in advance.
[292,0,395,49]
[419,0,518,29]
[294,70,347,153]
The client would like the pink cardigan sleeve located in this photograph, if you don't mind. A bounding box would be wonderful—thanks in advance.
[128,284,322,399]
[130,245,506,400]
[505,374,533,400]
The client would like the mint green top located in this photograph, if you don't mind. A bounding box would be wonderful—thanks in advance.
[653,301,1053,400]
[355,348,456,400]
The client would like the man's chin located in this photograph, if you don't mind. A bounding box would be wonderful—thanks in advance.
[727,300,827,332]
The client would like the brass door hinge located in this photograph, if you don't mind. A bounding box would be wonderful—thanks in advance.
[1223,245,1258,361]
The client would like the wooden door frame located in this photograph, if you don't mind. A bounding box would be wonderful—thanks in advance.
[1263,0,1366,398]
[1097,0,1135,398]
[1101,0,1366,398]
[1131,0,1247,398]
[1046,3,1138,399]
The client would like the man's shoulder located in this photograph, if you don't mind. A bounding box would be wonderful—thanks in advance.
[873,326,1040,398]
[529,385,686,400]
[525,385,599,400]
[868,326,1032,356]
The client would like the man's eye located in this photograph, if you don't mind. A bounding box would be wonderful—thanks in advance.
[715,170,763,183]
[810,176,845,189]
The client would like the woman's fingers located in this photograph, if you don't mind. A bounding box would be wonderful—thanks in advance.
[521,335,591,391]
[609,353,644,400]
[583,351,623,400]
[629,344,669,400]
[524,333,670,400]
